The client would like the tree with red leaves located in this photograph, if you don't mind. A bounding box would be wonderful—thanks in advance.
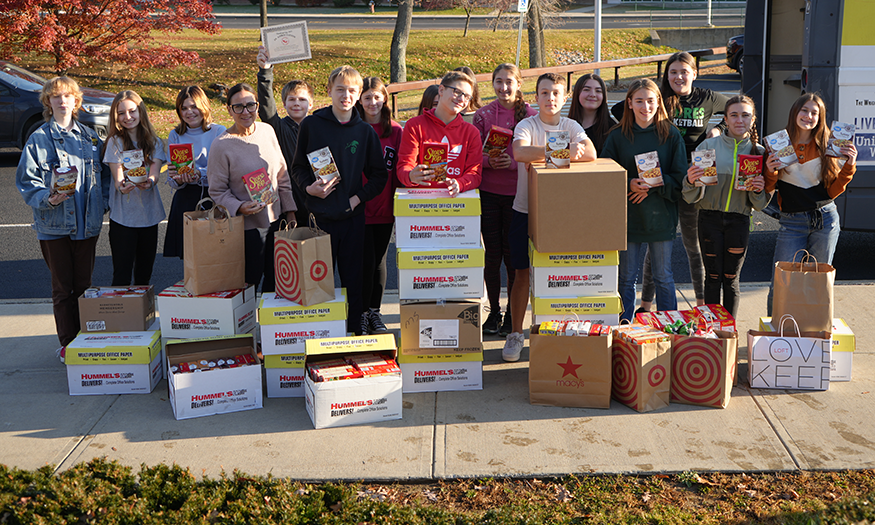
[0,0,220,74]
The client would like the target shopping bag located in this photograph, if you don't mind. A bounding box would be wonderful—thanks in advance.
[274,219,335,306]
[670,331,737,409]
[611,326,672,413]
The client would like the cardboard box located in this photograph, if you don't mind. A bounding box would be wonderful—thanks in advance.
[529,327,612,408]
[304,334,402,429]
[166,334,263,420]
[157,282,256,339]
[258,290,348,355]
[399,360,483,393]
[263,354,306,398]
[67,350,164,396]
[528,159,627,253]
[529,242,619,297]
[78,286,155,333]
[397,244,485,300]
[394,188,481,248]
[398,300,482,353]
[760,317,854,382]
[530,294,623,326]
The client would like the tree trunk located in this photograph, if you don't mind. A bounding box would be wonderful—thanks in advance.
[463,7,471,37]
[492,9,504,32]
[260,0,268,28]
[390,0,414,83]
[527,0,545,68]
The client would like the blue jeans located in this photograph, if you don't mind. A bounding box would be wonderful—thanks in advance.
[766,202,840,314]
[619,240,677,322]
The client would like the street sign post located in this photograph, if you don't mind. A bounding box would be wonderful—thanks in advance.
[515,0,529,67]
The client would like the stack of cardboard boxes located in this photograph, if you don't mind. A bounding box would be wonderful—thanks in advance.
[394,188,485,392]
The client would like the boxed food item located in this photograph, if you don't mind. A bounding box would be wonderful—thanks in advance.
[529,242,619,297]
[242,167,276,205]
[393,188,481,248]
[157,282,256,339]
[307,146,340,184]
[65,321,163,395]
[759,317,854,381]
[257,289,348,355]
[530,294,622,326]
[763,129,798,169]
[691,149,718,186]
[636,304,736,333]
[735,154,762,191]
[611,324,672,413]
[529,325,612,408]
[421,142,449,182]
[166,334,262,420]
[121,149,148,184]
[397,244,485,300]
[827,121,855,157]
[545,130,571,168]
[263,353,306,397]
[528,159,627,252]
[304,334,402,429]
[52,166,78,194]
[79,286,155,333]
[398,300,482,353]
[482,125,513,157]
[635,151,663,187]
[398,352,483,393]
[168,143,196,180]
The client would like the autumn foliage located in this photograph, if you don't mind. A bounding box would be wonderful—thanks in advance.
[0,0,220,74]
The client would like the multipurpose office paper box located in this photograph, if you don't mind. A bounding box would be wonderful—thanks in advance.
[67,350,164,396]
[528,159,627,253]
[157,282,256,339]
[166,334,262,420]
[529,242,619,297]
[399,359,483,393]
[394,188,481,248]
[760,317,854,382]
[258,290,347,355]
[304,334,402,429]
[530,294,623,326]
[398,300,482,353]
[263,354,306,398]
[397,245,485,300]
[79,286,155,333]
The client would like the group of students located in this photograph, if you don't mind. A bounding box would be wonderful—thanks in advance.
[17,50,857,365]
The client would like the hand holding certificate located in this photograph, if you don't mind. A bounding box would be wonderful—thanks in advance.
[260,21,312,65]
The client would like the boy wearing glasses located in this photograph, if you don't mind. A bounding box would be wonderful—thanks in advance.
[291,65,388,335]
[397,70,483,196]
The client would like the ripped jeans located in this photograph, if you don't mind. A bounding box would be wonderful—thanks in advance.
[697,209,750,319]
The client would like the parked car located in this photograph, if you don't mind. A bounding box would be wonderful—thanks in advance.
[726,34,744,75]
[0,60,115,149]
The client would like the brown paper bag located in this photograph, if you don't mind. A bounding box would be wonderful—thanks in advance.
[611,332,671,413]
[529,326,612,409]
[183,199,245,296]
[274,218,335,306]
[670,331,737,409]
[772,250,835,332]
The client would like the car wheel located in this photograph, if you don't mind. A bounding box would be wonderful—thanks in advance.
[22,120,43,148]
[738,55,744,76]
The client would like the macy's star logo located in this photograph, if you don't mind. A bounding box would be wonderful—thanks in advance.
[557,356,582,379]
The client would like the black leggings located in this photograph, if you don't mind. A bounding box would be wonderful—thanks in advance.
[109,220,158,286]
[362,222,394,311]
[697,209,750,319]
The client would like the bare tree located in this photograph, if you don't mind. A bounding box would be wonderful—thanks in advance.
[527,0,546,68]
[390,0,415,82]
[261,0,268,28]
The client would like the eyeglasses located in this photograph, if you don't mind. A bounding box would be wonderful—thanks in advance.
[442,85,472,103]
[230,102,259,114]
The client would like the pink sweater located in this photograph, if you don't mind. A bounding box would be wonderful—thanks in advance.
[472,99,537,196]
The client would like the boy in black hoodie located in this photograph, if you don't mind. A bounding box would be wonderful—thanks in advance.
[291,65,388,335]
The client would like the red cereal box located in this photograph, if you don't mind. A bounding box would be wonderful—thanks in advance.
[735,154,762,191]
[421,142,449,182]
[482,125,514,157]
[242,167,276,205]
[168,143,196,179]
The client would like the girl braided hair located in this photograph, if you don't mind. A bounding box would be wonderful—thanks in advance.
[492,63,528,125]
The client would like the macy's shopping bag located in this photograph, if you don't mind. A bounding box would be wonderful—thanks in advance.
[670,331,737,408]
[274,218,335,306]
[529,326,612,409]
[747,315,832,391]
[183,199,245,296]
[611,327,672,413]
[772,250,835,332]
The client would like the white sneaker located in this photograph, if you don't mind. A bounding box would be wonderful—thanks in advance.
[502,332,525,362]
[56,346,66,364]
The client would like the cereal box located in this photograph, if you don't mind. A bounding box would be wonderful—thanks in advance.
[482,125,513,157]
[691,149,718,186]
[421,142,449,182]
[545,130,571,168]
[827,121,855,157]
[308,146,341,184]
[763,129,798,169]
[168,143,196,180]
[242,167,276,205]
[121,149,147,184]
[635,151,663,187]
[735,154,762,191]
[52,165,78,195]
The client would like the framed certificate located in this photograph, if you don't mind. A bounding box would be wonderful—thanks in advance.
[260,21,311,65]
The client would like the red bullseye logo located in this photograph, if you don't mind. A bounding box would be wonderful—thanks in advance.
[671,339,725,407]
[310,260,328,281]
[648,364,666,387]
[274,240,300,302]
[612,340,639,409]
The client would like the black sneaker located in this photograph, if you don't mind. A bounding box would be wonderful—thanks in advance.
[483,310,502,335]
[368,310,388,334]
[499,310,512,337]
[360,312,370,335]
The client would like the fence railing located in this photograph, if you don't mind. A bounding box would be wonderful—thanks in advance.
[386,46,726,119]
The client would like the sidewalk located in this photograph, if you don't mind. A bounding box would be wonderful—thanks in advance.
[1,283,872,481]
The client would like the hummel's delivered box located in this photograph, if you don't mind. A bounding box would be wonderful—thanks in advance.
[529,242,619,297]
[529,325,612,408]
[258,289,347,355]
[65,321,163,395]
[531,294,623,326]
[157,282,256,339]
[394,188,481,248]
[304,334,402,429]
[397,244,485,300]
[398,351,483,393]
[398,300,482,353]
[263,354,306,397]
[760,317,854,382]
[79,286,155,333]
[528,159,627,252]
[166,334,262,420]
